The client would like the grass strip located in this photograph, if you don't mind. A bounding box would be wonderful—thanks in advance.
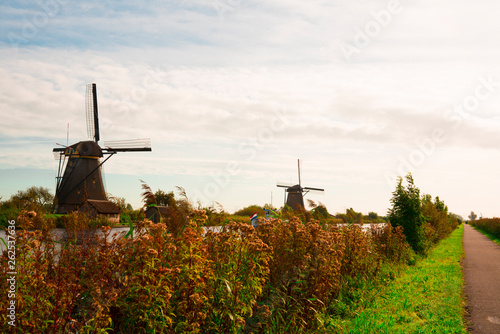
[337,224,467,333]
[470,224,500,246]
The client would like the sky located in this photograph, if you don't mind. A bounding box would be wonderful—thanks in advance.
[1,0,500,218]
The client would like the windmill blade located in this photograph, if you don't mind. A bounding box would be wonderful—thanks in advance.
[304,187,324,192]
[86,83,100,143]
[103,138,152,152]
[277,182,294,188]
[297,159,302,187]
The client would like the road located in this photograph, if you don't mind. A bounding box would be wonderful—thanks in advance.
[463,224,500,333]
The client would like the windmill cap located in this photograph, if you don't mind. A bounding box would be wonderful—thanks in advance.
[69,140,103,157]
[286,184,302,192]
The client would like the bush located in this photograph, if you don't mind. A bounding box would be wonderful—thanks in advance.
[370,224,412,264]
[470,218,500,239]
[233,205,265,217]
[256,217,345,329]
[388,174,458,255]
[388,174,426,254]
[0,209,416,333]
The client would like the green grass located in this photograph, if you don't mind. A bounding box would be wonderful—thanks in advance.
[333,225,467,333]
[470,224,500,246]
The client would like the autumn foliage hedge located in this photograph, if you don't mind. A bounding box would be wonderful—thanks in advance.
[1,209,413,333]
[469,218,500,239]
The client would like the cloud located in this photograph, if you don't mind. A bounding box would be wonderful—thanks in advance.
[2,1,500,217]
[1,47,500,173]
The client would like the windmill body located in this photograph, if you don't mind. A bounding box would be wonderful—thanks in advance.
[53,83,151,215]
[285,184,305,210]
[55,141,107,213]
[277,160,324,211]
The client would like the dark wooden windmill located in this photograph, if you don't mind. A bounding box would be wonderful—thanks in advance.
[53,83,152,214]
[277,159,324,211]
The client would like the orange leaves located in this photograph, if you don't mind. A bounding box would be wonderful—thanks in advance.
[0,207,415,333]
[470,218,500,239]
[370,224,412,263]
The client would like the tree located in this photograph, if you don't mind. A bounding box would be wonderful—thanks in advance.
[109,196,129,211]
[468,211,477,221]
[307,199,330,220]
[388,173,426,254]
[346,208,363,224]
[314,203,330,219]
[0,186,54,227]
[234,205,265,217]
[421,193,451,242]
[452,213,464,223]
[9,186,54,213]
[154,190,175,207]
[140,180,177,208]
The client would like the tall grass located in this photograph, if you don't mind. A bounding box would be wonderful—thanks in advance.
[0,207,456,333]
[333,224,467,333]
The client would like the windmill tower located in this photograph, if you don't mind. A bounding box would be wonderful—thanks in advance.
[53,83,152,214]
[277,159,324,211]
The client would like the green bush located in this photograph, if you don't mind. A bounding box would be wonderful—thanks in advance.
[233,205,265,217]
[388,173,426,254]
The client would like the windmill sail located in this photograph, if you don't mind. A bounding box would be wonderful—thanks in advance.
[304,187,325,192]
[103,139,152,152]
[298,159,302,186]
[86,83,100,143]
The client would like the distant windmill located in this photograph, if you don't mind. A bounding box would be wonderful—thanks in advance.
[53,83,152,214]
[277,159,324,211]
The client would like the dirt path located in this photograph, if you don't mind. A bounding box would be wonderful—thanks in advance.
[463,224,500,333]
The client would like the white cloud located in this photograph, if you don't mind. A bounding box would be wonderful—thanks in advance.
[2,1,500,217]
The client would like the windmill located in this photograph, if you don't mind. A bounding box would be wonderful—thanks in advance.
[53,83,152,214]
[277,159,324,211]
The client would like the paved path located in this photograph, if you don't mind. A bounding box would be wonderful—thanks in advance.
[463,224,500,333]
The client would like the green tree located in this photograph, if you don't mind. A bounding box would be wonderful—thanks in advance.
[140,180,176,208]
[0,186,54,227]
[109,196,129,211]
[307,200,330,221]
[388,173,426,254]
[233,205,265,217]
[468,211,477,221]
[154,190,175,207]
[344,208,363,224]
[9,186,54,212]
[314,203,329,219]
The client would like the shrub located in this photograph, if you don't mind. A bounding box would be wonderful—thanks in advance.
[0,206,421,333]
[205,221,272,333]
[388,174,426,254]
[256,217,345,330]
[470,218,500,239]
[370,224,412,264]
[233,205,265,217]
